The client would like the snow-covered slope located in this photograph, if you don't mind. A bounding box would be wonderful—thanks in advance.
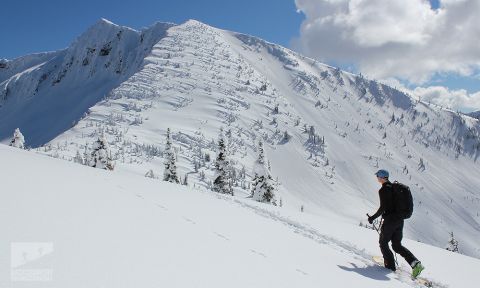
[1,145,479,287]
[1,19,479,258]
[468,111,480,120]
[0,19,175,146]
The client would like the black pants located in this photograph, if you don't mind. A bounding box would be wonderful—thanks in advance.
[379,217,418,270]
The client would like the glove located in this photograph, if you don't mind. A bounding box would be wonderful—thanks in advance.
[368,216,375,224]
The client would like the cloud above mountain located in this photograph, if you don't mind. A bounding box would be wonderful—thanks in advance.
[374,77,480,112]
[413,86,480,111]
[293,0,480,85]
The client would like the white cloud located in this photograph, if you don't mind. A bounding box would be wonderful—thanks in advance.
[374,78,480,112]
[412,86,480,111]
[293,0,480,84]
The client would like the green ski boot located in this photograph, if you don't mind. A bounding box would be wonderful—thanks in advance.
[411,261,425,279]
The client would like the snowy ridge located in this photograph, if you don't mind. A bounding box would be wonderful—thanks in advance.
[1,19,479,258]
[0,19,175,146]
[0,51,60,83]
[468,111,480,120]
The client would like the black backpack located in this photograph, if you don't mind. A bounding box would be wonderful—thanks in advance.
[392,181,414,219]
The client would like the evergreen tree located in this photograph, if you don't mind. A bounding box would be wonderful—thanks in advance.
[74,150,84,165]
[251,140,276,204]
[9,128,25,149]
[213,132,232,194]
[199,170,206,181]
[89,136,114,170]
[83,145,91,166]
[273,103,279,114]
[163,128,179,183]
[418,157,426,171]
[446,232,459,253]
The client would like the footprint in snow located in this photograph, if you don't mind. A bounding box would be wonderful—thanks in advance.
[249,249,267,258]
[156,203,168,210]
[295,268,308,276]
[183,217,196,224]
[213,232,229,241]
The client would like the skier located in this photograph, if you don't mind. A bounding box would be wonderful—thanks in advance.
[368,169,424,278]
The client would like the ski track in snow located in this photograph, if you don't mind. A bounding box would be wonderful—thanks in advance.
[182,217,196,224]
[130,187,447,288]
[213,232,230,241]
[249,249,267,258]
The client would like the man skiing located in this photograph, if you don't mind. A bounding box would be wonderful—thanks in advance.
[368,169,424,278]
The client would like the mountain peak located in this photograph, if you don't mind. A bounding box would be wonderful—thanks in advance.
[84,18,138,36]
[183,19,209,27]
[96,18,118,27]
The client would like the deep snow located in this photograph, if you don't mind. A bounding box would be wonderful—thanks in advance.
[1,145,480,287]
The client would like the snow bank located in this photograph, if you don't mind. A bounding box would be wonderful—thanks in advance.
[1,145,479,287]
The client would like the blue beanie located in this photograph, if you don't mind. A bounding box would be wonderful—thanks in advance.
[375,169,389,178]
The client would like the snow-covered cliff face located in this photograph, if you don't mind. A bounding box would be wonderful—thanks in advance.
[0,19,175,146]
[1,19,479,258]
[469,111,480,120]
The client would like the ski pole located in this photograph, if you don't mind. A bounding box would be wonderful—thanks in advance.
[366,214,380,234]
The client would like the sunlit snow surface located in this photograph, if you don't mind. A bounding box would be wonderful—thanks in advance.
[1,19,479,258]
[1,145,479,287]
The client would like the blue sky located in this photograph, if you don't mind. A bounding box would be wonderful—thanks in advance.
[1,0,478,111]
[0,0,303,60]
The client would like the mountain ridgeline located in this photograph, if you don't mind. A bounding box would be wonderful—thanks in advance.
[0,19,175,146]
[1,19,479,258]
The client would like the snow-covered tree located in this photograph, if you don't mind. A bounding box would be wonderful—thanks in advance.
[9,128,25,149]
[83,145,91,166]
[282,130,291,142]
[193,160,199,172]
[446,232,459,253]
[73,150,84,165]
[389,112,396,124]
[251,140,276,204]
[418,157,426,171]
[213,132,232,194]
[273,103,279,114]
[145,169,157,179]
[163,128,179,183]
[89,136,114,170]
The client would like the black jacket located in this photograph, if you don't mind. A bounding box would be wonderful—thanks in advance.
[371,181,396,221]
